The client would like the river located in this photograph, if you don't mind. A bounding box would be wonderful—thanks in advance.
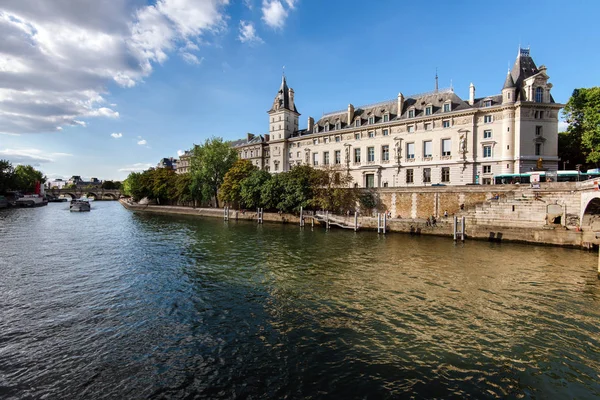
[0,202,599,399]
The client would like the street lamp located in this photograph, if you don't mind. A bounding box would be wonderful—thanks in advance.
[394,137,402,173]
[344,143,352,175]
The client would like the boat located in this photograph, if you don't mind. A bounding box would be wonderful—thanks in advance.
[70,198,91,212]
[15,194,48,207]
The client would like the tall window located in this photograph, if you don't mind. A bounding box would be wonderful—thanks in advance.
[367,147,375,162]
[335,150,341,164]
[441,167,450,182]
[324,123,329,132]
[442,139,451,156]
[355,133,360,140]
[423,168,431,183]
[423,140,432,158]
[313,153,319,166]
[355,119,361,127]
[425,106,432,116]
[484,115,492,123]
[535,143,542,156]
[335,122,340,130]
[368,116,375,124]
[323,152,329,165]
[484,130,492,139]
[383,114,389,122]
[535,87,543,103]
[383,129,389,136]
[382,145,389,161]
[354,148,361,163]
[483,165,491,173]
[483,145,492,158]
[406,169,414,183]
[443,103,451,112]
[406,143,415,159]
[408,109,415,118]
[535,126,543,136]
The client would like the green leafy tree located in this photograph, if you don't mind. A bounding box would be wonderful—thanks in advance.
[240,169,271,209]
[0,159,14,194]
[151,168,177,204]
[310,165,357,213]
[64,183,77,189]
[562,87,600,166]
[190,137,238,208]
[102,180,117,190]
[219,159,257,207]
[174,173,193,204]
[123,172,148,201]
[13,165,45,193]
[260,172,287,211]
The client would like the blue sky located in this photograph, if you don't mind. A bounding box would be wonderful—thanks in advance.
[1,0,599,181]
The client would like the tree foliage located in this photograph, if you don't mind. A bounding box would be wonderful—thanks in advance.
[239,169,271,209]
[190,137,238,207]
[101,180,122,190]
[218,159,257,207]
[561,87,600,166]
[0,159,14,194]
[310,165,357,213]
[13,165,45,193]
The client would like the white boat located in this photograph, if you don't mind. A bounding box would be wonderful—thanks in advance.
[70,198,91,212]
[16,194,48,207]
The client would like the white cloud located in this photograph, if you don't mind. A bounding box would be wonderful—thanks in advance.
[0,0,230,134]
[177,149,185,156]
[118,162,154,172]
[111,132,123,138]
[243,0,253,10]
[0,147,72,165]
[261,0,288,29]
[238,21,263,44]
[137,139,147,145]
[181,52,204,65]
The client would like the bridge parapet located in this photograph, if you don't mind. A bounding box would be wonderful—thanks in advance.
[46,188,122,200]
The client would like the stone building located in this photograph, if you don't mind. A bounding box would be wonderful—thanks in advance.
[176,151,191,174]
[235,48,562,187]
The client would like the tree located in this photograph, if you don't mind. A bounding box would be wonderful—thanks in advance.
[173,173,193,204]
[240,169,271,209]
[190,137,238,208]
[13,165,45,193]
[123,172,147,201]
[102,180,117,190]
[0,159,14,194]
[219,159,257,207]
[562,87,600,166]
[151,167,177,204]
[310,165,357,213]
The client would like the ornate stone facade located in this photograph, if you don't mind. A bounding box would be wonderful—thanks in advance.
[235,48,562,187]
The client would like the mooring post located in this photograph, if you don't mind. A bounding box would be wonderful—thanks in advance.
[453,215,458,241]
[311,216,314,227]
[383,212,387,234]
[300,206,304,227]
[354,212,358,232]
[598,249,600,279]
[326,211,330,230]
[377,213,381,234]
[461,216,466,242]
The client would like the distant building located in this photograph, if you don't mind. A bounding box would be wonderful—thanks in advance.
[66,175,102,188]
[46,179,67,189]
[157,157,177,170]
[176,151,192,174]
[233,48,562,187]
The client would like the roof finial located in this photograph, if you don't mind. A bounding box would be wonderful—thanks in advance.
[435,67,438,92]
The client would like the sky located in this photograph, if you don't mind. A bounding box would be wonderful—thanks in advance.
[0,0,599,181]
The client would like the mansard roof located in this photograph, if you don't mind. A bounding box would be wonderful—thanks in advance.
[268,76,299,114]
[231,134,266,148]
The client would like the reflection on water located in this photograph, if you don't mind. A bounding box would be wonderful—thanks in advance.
[0,202,599,399]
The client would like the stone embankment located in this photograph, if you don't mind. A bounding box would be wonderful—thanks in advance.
[120,188,586,248]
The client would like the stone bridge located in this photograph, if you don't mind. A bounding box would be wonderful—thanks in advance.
[578,179,600,235]
[46,188,122,200]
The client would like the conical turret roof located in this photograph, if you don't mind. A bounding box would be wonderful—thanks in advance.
[502,71,515,89]
[268,75,299,114]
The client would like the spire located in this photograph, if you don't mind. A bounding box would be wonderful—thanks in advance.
[268,73,298,114]
[502,71,515,89]
[435,68,438,92]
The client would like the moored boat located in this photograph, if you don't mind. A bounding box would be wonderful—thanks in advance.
[15,194,48,207]
[70,199,91,212]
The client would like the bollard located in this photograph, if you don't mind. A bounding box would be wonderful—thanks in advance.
[300,206,304,227]
[461,216,466,242]
[383,212,387,234]
[354,212,358,232]
[453,215,458,241]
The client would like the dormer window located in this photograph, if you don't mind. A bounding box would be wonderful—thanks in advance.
[324,123,329,132]
[425,106,432,116]
[483,99,492,107]
[383,114,389,123]
[368,116,375,124]
[335,121,341,130]
[535,87,543,103]
[313,126,318,133]
[443,103,451,113]
[408,109,415,118]
[355,119,361,127]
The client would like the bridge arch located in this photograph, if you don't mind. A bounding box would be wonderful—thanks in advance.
[86,192,98,199]
[102,192,117,200]
[64,192,77,200]
[581,196,600,231]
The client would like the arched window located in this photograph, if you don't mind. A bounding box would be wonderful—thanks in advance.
[535,87,543,103]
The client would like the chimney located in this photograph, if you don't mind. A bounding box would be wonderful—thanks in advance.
[288,88,294,111]
[307,116,314,132]
[264,133,270,142]
[347,104,354,125]
[469,83,475,105]
[397,93,404,116]
[247,133,254,142]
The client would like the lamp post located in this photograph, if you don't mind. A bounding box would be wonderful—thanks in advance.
[344,143,352,175]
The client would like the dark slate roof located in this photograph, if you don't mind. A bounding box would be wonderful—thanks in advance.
[268,76,299,114]
[231,134,266,148]
[502,71,516,89]
[471,94,503,108]
[511,48,539,101]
